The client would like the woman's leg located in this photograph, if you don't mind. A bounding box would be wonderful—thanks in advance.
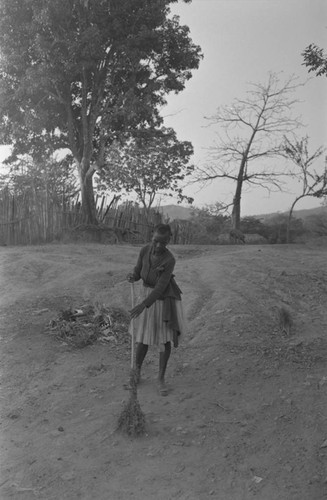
[158,341,171,395]
[135,342,148,379]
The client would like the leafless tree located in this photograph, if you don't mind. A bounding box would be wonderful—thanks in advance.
[196,73,303,230]
[282,136,326,242]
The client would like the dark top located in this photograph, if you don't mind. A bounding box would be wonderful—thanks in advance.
[132,244,182,309]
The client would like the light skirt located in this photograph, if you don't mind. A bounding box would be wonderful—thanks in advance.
[129,285,186,351]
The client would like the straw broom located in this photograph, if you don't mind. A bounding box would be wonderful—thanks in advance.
[117,282,146,436]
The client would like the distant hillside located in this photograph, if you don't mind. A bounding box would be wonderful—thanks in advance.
[159,204,193,221]
[259,205,327,222]
[159,204,327,222]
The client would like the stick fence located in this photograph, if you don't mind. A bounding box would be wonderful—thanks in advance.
[0,187,164,245]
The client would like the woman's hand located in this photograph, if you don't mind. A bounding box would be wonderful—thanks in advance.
[126,273,136,283]
[129,302,146,319]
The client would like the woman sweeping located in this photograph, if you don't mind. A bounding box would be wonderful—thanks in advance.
[127,223,186,396]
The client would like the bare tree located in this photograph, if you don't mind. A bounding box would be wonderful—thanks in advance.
[197,73,303,230]
[282,136,326,242]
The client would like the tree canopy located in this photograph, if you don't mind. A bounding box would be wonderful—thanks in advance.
[99,126,194,211]
[0,0,202,223]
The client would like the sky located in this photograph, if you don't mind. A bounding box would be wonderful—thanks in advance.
[162,0,327,215]
[0,0,326,216]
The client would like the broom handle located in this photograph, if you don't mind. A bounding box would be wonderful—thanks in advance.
[130,282,135,369]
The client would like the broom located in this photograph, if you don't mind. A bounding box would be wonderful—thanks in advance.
[117,282,146,436]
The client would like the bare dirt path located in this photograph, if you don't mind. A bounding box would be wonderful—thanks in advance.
[0,243,327,499]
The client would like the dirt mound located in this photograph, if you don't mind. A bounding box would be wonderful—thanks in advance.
[0,243,327,499]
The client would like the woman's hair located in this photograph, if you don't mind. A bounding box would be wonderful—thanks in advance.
[153,223,172,237]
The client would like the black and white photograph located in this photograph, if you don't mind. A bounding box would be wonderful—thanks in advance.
[0,0,326,498]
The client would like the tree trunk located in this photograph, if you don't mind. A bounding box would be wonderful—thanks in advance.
[231,177,243,230]
[81,175,97,224]
[287,195,305,243]
[286,208,293,244]
[231,156,247,230]
[78,160,98,225]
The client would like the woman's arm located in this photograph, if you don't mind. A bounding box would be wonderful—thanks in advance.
[127,246,146,282]
[129,258,175,318]
[142,258,175,308]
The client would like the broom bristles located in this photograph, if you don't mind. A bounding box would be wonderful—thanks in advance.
[117,368,146,437]
[117,283,146,437]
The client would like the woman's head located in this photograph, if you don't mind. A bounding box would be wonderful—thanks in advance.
[151,224,172,255]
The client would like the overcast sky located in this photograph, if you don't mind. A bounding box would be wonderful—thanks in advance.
[163,0,327,215]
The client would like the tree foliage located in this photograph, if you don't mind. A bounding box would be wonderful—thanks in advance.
[302,44,327,77]
[197,73,303,230]
[187,204,230,244]
[239,216,268,237]
[304,212,327,237]
[98,126,194,210]
[264,214,305,244]
[0,153,76,201]
[0,0,202,223]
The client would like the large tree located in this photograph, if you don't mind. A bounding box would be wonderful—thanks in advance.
[99,126,194,212]
[197,73,303,230]
[0,0,202,223]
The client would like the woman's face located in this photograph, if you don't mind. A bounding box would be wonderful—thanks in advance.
[151,232,170,255]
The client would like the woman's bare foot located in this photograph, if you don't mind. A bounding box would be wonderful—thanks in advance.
[157,380,168,396]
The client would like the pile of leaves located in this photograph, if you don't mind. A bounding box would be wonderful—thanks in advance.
[48,302,130,348]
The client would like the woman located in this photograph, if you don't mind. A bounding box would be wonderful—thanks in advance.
[127,223,186,396]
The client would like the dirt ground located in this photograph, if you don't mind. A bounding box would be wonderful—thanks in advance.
[1,242,327,500]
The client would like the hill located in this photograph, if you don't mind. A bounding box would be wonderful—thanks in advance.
[259,204,327,222]
[160,203,327,222]
[159,204,193,221]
